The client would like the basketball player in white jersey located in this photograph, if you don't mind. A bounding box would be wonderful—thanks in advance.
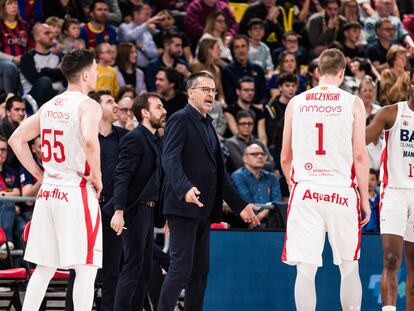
[9,49,102,311]
[366,71,414,311]
[281,48,371,311]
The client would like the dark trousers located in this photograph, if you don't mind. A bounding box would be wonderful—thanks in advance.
[114,204,154,311]
[65,205,123,311]
[157,215,210,311]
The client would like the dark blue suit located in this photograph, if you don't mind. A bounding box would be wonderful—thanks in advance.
[111,124,163,311]
[158,104,247,311]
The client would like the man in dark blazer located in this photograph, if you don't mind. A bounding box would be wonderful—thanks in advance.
[158,72,260,311]
[110,92,167,311]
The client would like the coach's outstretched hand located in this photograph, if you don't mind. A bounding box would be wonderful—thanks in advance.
[240,204,261,226]
[360,199,371,227]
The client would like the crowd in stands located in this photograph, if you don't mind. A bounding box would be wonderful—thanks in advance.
[2,0,414,249]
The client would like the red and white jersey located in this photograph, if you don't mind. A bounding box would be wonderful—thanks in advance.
[290,84,356,187]
[40,91,91,187]
[381,101,414,189]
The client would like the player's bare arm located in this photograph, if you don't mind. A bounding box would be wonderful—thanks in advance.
[8,111,44,183]
[366,104,398,145]
[280,97,294,189]
[352,96,371,226]
[79,98,103,198]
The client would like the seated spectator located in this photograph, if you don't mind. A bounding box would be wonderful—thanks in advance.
[341,21,368,62]
[184,0,238,49]
[79,0,117,50]
[116,85,136,101]
[0,96,25,170]
[272,31,310,70]
[264,73,298,199]
[267,50,308,99]
[60,18,85,53]
[43,0,86,22]
[115,42,147,96]
[191,38,225,104]
[380,44,410,106]
[154,67,187,120]
[222,35,267,106]
[231,143,282,228]
[403,13,414,41]
[20,24,66,107]
[114,96,136,130]
[367,18,396,73]
[95,42,119,97]
[225,110,274,173]
[364,0,414,50]
[223,76,266,141]
[341,57,373,94]
[153,10,193,64]
[45,16,64,53]
[145,32,191,91]
[0,0,30,95]
[363,168,380,233]
[306,0,347,56]
[0,136,23,249]
[359,76,381,119]
[247,18,274,77]
[80,0,122,25]
[119,0,144,23]
[239,0,285,50]
[118,4,162,68]
[340,0,363,24]
[197,11,233,66]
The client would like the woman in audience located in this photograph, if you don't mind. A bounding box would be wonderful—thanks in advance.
[191,38,225,104]
[267,50,308,99]
[197,11,232,66]
[380,45,410,106]
[340,0,362,24]
[358,76,381,119]
[341,57,373,95]
[0,0,30,94]
[115,42,147,96]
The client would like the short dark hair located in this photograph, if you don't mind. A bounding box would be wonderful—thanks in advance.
[132,3,145,13]
[282,31,298,40]
[374,17,393,32]
[156,67,181,88]
[90,0,107,12]
[247,18,264,30]
[229,34,249,52]
[5,95,24,111]
[0,136,7,144]
[186,71,214,91]
[116,86,137,102]
[133,92,162,123]
[369,168,379,180]
[162,32,182,46]
[351,57,372,75]
[88,90,111,104]
[236,109,256,122]
[323,0,340,7]
[343,21,362,32]
[277,73,299,86]
[62,18,80,35]
[60,49,95,82]
[237,76,255,90]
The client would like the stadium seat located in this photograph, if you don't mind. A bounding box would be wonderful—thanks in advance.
[228,2,249,22]
[0,226,27,311]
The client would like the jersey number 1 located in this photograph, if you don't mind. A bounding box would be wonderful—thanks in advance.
[42,129,66,163]
[315,123,326,155]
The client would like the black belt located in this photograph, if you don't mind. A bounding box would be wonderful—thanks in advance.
[139,200,157,208]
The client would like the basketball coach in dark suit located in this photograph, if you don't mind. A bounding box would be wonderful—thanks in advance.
[158,72,260,311]
[109,92,167,311]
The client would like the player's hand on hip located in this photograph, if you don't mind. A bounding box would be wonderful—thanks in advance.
[240,204,261,226]
[77,172,102,199]
[184,187,204,207]
[360,199,371,227]
[111,210,125,235]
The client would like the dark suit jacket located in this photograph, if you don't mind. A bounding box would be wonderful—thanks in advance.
[162,104,246,223]
[107,124,164,226]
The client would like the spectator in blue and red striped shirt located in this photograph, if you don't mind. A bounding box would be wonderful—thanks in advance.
[0,0,31,94]
[79,0,117,50]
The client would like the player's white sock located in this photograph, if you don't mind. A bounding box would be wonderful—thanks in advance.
[295,263,318,311]
[72,264,98,311]
[22,265,56,311]
[339,261,362,311]
[382,306,396,311]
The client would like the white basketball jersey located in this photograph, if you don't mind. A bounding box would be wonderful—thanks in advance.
[40,91,90,186]
[381,101,414,189]
[291,84,356,187]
